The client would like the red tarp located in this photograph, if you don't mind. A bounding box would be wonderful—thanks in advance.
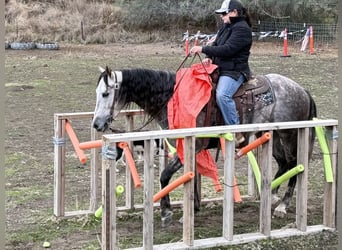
[167,63,222,192]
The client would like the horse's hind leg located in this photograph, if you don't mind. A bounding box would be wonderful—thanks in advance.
[273,130,298,218]
[160,156,183,227]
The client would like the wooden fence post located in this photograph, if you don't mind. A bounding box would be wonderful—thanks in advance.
[296,127,309,231]
[259,131,273,236]
[54,115,66,217]
[102,140,117,250]
[222,136,236,240]
[143,140,154,249]
[323,125,337,227]
[183,136,195,246]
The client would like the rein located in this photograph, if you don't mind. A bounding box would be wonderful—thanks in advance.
[108,54,212,133]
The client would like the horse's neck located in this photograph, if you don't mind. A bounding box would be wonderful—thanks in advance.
[122,69,175,118]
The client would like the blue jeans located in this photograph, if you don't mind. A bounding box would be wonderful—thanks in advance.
[216,75,244,125]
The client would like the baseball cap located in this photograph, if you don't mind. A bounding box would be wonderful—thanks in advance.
[215,0,243,14]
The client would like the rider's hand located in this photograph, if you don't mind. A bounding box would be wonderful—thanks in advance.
[190,46,202,55]
[202,58,212,66]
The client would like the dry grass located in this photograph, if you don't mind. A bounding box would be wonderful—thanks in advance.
[5,0,219,44]
[5,0,125,43]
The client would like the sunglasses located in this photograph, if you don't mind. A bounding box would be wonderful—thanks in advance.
[221,10,231,16]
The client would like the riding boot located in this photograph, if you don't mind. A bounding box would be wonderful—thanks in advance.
[235,132,245,147]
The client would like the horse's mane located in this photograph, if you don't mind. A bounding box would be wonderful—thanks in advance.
[119,68,176,117]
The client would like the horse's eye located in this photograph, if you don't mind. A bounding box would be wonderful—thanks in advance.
[102,92,109,98]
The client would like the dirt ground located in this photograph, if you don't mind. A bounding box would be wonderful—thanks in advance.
[5,41,338,249]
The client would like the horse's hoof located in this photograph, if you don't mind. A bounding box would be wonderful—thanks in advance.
[161,210,173,227]
[273,202,287,218]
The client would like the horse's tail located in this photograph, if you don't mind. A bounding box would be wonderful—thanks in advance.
[306,90,317,158]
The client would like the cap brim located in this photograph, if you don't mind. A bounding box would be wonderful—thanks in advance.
[215,8,227,14]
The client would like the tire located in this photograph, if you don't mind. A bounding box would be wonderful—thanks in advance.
[36,42,59,50]
[10,42,36,50]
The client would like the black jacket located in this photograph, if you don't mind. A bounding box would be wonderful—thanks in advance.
[202,16,252,80]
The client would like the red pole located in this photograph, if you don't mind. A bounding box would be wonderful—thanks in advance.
[153,171,195,202]
[79,139,102,150]
[185,30,189,56]
[117,142,142,188]
[65,120,87,164]
[309,26,314,55]
[235,132,272,160]
[194,30,200,46]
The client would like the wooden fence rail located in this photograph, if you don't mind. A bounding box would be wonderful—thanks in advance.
[101,119,338,250]
[53,110,145,217]
[53,112,337,249]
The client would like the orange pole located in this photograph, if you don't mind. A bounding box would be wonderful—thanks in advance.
[219,137,242,202]
[309,26,314,55]
[65,120,87,164]
[194,31,200,46]
[79,139,102,150]
[153,171,195,202]
[117,142,142,188]
[233,177,242,203]
[235,132,272,160]
[185,30,189,56]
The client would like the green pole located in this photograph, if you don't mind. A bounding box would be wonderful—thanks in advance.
[271,164,305,190]
[247,151,261,193]
[314,122,334,182]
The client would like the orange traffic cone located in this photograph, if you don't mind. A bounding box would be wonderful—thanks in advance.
[309,26,314,55]
[281,28,291,57]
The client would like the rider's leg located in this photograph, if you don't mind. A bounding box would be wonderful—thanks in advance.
[216,75,245,143]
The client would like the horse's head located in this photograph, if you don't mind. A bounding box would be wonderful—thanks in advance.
[92,66,123,132]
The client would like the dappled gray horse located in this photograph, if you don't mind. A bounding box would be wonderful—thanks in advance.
[92,66,316,226]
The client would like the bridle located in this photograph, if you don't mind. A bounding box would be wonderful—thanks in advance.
[101,68,157,132]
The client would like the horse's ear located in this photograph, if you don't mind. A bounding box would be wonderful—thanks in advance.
[98,66,105,73]
[105,66,112,75]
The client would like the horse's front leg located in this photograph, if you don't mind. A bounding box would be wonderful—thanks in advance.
[160,156,183,227]
[273,160,297,218]
[274,175,297,218]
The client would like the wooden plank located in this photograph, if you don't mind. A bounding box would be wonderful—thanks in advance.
[323,125,337,227]
[90,127,101,212]
[53,116,66,217]
[64,210,93,217]
[54,109,144,120]
[101,140,117,250]
[222,137,236,241]
[183,136,195,246]
[127,225,334,250]
[143,140,154,249]
[259,132,272,236]
[103,120,338,142]
[125,115,135,209]
[296,128,309,231]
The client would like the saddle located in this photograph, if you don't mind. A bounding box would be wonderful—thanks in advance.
[233,75,274,124]
[205,73,274,127]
